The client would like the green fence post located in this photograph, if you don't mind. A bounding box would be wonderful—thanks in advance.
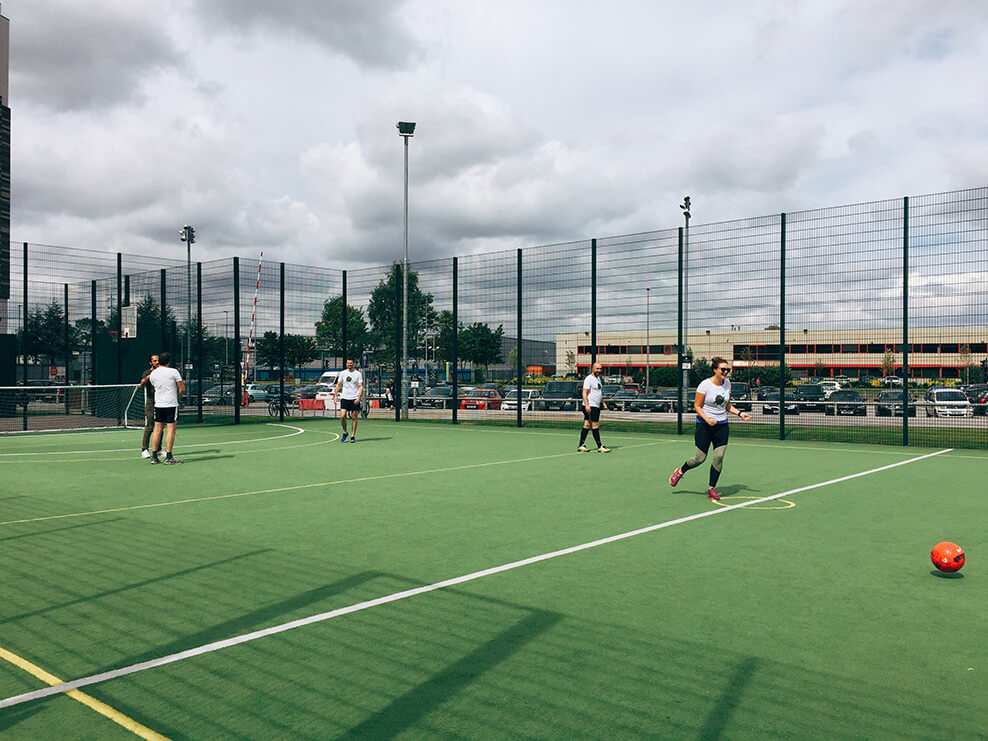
[591,238,597,367]
[234,257,241,425]
[452,256,458,425]
[780,213,787,441]
[677,227,684,435]
[902,196,909,446]
[196,262,203,424]
[516,248,523,428]
[116,253,122,386]
[280,262,286,422]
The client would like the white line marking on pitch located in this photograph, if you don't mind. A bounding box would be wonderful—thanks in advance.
[0,424,304,456]
[0,447,950,710]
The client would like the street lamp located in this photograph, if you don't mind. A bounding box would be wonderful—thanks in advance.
[680,196,691,408]
[223,310,230,366]
[645,287,651,392]
[397,121,415,420]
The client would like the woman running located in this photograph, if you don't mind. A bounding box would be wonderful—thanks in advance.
[668,357,751,500]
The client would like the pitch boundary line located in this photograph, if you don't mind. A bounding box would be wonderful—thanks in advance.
[0,447,950,710]
[0,423,305,456]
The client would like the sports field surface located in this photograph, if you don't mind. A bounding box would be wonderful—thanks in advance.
[0,419,984,739]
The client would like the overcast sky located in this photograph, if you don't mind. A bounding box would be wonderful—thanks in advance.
[7,0,988,270]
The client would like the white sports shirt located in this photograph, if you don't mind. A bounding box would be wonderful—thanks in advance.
[583,373,603,408]
[696,377,731,423]
[149,366,183,408]
[337,370,363,400]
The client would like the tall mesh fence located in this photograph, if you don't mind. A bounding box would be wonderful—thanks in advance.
[2,186,986,448]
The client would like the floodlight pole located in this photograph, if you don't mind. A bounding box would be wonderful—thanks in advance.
[179,224,196,400]
[398,122,416,420]
[680,197,691,410]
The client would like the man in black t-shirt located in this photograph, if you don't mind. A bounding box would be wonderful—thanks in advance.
[138,354,159,459]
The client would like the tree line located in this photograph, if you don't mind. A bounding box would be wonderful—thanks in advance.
[18,263,503,379]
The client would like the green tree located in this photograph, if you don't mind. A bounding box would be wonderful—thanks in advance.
[315,295,369,361]
[459,322,504,370]
[256,332,318,375]
[18,301,73,365]
[433,310,460,366]
[367,263,436,369]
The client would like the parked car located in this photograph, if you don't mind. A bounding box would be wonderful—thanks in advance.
[883,375,903,387]
[657,388,684,413]
[502,388,542,411]
[536,380,583,411]
[794,384,827,412]
[460,388,503,410]
[823,390,867,416]
[756,386,782,401]
[202,386,237,406]
[731,382,752,411]
[417,386,456,409]
[923,388,973,417]
[627,392,669,413]
[609,389,640,411]
[601,384,622,406]
[244,383,268,402]
[761,392,800,415]
[834,375,852,386]
[875,390,916,417]
[963,384,988,416]
[818,380,842,398]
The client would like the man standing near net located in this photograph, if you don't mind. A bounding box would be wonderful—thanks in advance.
[149,351,185,465]
[138,353,159,459]
[333,358,364,443]
[578,361,610,453]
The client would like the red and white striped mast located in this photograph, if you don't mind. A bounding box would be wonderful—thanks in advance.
[242,252,263,403]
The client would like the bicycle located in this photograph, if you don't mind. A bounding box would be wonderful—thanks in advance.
[267,397,294,417]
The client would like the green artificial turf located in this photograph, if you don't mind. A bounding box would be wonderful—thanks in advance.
[0,420,984,739]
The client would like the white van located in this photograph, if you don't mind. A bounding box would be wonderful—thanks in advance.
[314,371,341,411]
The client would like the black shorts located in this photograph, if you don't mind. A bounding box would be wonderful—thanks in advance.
[694,420,729,452]
[154,406,178,424]
[582,406,601,423]
[340,398,359,412]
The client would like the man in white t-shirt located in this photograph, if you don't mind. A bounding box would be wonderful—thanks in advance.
[333,358,364,443]
[578,361,610,453]
[148,351,185,465]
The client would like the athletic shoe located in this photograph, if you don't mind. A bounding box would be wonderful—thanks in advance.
[706,487,720,501]
[141,449,152,459]
[669,467,683,487]
[341,433,349,443]
[150,457,161,465]
[596,446,611,453]
[577,445,589,452]
[164,457,184,465]
[349,437,356,443]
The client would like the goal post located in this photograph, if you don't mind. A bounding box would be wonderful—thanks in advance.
[0,384,144,434]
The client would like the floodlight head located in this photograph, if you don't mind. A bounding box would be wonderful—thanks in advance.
[397,121,416,137]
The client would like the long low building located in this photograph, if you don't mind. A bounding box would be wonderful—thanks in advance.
[556,328,988,381]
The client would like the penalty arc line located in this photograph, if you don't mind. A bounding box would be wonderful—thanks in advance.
[0,446,950,710]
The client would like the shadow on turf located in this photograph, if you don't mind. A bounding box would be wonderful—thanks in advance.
[0,517,125,543]
[0,703,44,733]
[337,436,391,443]
[342,609,563,739]
[929,570,964,579]
[696,656,760,740]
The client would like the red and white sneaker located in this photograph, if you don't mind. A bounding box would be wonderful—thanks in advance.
[669,468,683,487]
[706,487,720,501]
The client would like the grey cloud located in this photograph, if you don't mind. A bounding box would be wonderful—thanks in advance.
[194,0,422,69]
[10,2,186,111]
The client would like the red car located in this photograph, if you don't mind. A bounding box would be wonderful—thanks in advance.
[459,388,503,410]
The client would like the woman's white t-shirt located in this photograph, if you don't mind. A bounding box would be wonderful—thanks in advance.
[696,378,731,423]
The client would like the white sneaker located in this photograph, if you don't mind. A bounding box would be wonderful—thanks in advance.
[141,449,152,459]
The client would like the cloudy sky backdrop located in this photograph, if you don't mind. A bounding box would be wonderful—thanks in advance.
[7,0,988,269]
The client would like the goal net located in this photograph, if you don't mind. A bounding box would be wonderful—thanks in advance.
[0,384,144,434]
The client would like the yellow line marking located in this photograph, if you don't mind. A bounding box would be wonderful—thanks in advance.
[0,441,666,527]
[0,644,169,740]
[711,495,796,510]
